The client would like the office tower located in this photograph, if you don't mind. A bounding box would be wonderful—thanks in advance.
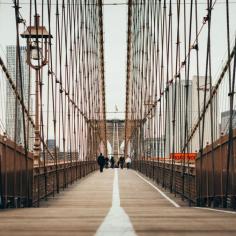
[191,76,219,152]
[221,110,236,134]
[165,79,193,157]
[5,45,32,148]
[144,137,165,158]
[164,76,219,157]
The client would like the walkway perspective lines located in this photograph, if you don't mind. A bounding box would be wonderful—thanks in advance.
[96,169,137,236]
[135,172,180,208]
[195,207,236,214]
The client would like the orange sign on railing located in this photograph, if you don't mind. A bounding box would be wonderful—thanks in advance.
[170,153,197,161]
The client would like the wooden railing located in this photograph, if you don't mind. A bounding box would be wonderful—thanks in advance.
[0,134,33,208]
[196,130,236,209]
[0,134,99,208]
[132,160,196,205]
[33,160,98,206]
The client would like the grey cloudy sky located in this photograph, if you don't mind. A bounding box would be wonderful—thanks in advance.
[103,0,127,120]
[0,0,127,121]
[1,0,236,122]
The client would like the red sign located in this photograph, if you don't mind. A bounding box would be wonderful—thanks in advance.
[170,153,197,161]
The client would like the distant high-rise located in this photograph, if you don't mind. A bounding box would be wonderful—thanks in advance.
[221,110,236,134]
[47,139,56,150]
[165,79,193,157]
[191,76,219,152]
[5,45,33,149]
[164,76,219,157]
[144,137,165,158]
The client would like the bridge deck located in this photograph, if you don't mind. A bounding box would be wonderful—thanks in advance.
[0,169,236,236]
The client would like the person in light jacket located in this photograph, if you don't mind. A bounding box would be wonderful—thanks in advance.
[125,156,132,169]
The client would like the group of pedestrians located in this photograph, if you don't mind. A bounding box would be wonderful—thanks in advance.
[117,156,131,169]
[97,153,132,173]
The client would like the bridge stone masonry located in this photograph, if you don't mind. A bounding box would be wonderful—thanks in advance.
[1,0,236,235]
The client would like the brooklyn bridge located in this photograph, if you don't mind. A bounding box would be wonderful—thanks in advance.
[0,0,236,235]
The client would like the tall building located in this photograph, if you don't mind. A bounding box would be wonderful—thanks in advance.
[144,137,165,158]
[46,139,56,150]
[5,45,33,149]
[191,76,219,152]
[165,79,193,157]
[165,76,219,157]
[221,110,236,134]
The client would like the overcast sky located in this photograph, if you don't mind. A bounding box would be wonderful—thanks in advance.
[103,0,127,120]
[0,0,127,121]
[1,0,236,122]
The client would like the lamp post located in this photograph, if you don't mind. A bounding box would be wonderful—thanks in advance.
[21,15,52,165]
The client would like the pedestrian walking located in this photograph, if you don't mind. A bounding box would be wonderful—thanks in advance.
[125,156,132,169]
[97,153,105,173]
[110,156,115,168]
[119,156,125,169]
[105,157,109,168]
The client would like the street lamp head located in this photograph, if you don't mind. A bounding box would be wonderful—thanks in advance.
[21,14,52,69]
[21,14,52,39]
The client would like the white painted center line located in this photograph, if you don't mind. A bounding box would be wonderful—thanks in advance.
[195,207,236,214]
[112,168,120,207]
[135,172,180,208]
[95,169,137,236]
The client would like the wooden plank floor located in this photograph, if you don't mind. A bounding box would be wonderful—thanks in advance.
[119,170,236,236]
[0,171,113,236]
[0,169,236,236]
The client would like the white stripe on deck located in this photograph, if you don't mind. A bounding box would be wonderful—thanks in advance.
[135,172,180,208]
[95,169,137,236]
[195,207,236,214]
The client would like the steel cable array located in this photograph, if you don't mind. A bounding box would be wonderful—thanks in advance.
[0,0,106,208]
[125,0,236,208]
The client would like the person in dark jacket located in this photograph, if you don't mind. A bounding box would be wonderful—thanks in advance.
[110,156,115,168]
[97,153,105,173]
[105,157,109,168]
[119,156,125,169]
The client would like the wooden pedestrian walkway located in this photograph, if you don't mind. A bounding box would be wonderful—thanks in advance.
[1,169,236,236]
